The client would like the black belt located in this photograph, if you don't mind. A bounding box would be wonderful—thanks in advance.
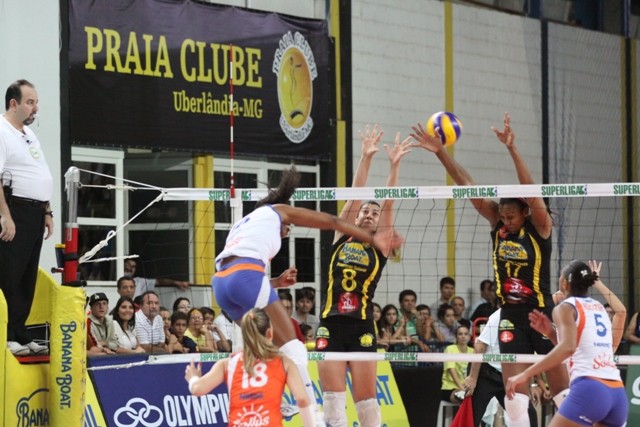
[10,196,48,209]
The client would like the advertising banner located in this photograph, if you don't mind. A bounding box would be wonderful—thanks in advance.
[49,284,87,427]
[625,345,640,424]
[3,356,50,427]
[90,355,229,427]
[88,355,409,427]
[68,0,331,160]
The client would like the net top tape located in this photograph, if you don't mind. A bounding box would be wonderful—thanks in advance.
[86,351,640,372]
[161,183,640,202]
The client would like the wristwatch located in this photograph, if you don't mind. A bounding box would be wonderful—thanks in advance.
[45,211,53,218]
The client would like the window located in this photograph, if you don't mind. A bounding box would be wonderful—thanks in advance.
[71,147,125,284]
[70,149,322,288]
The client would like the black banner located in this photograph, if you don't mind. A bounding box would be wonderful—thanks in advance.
[68,0,331,160]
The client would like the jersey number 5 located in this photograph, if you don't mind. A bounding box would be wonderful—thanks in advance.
[594,313,607,337]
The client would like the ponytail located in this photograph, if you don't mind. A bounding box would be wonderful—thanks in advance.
[561,260,598,296]
[255,166,300,208]
[240,309,281,376]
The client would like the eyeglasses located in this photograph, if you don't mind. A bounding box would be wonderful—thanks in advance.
[190,316,203,321]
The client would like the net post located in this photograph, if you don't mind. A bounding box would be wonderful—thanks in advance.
[63,166,81,286]
[50,166,86,427]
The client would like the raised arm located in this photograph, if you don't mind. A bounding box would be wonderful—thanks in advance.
[274,204,404,255]
[337,124,382,234]
[589,260,627,351]
[379,133,412,231]
[493,112,552,238]
[410,123,499,227]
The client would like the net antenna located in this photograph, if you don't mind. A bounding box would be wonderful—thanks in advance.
[62,166,81,285]
[229,43,235,200]
[227,43,243,221]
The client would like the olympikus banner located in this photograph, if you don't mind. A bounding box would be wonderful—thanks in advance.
[68,0,331,160]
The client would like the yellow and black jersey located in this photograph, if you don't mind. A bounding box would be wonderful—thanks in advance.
[320,234,387,320]
[491,219,552,308]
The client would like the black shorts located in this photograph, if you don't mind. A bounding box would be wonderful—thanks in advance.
[498,303,554,354]
[315,316,377,353]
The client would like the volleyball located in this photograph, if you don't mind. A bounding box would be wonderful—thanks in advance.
[426,111,462,146]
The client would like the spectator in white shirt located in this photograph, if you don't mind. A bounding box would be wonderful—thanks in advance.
[112,296,145,354]
[134,291,167,354]
[212,310,234,352]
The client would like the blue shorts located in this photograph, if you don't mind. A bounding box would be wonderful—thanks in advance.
[212,257,278,321]
[558,376,628,426]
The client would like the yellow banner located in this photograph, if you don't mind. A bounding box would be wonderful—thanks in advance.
[84,375,108,427]
[3,355,50,427]
[49,284,87,427]
[284,360,409,426]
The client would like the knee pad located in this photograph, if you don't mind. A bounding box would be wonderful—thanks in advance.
[553,388,569,409]
[504,392,530,427]
[355,398,381,427]
[323,391,347,427]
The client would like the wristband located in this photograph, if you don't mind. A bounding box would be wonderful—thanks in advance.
[188,375,200,394]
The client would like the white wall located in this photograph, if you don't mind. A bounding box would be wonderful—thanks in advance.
[351,0,634,309]
[0,0,61,280]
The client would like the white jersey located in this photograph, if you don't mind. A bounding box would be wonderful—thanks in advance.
[215,205,282,269]
[561,297,621,382]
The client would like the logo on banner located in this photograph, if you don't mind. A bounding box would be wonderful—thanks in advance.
[16,388,49,427]
[113,394,229,427]
[273,31,317,143]
[114,398,163,427]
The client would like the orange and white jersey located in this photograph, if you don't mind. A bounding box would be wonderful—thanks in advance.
[226,352,287,426]
[562,297,621,383]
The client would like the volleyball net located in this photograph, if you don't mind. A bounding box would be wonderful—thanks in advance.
[73,164,638,319]
[72,166,640,353]
[59,168,640,426]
